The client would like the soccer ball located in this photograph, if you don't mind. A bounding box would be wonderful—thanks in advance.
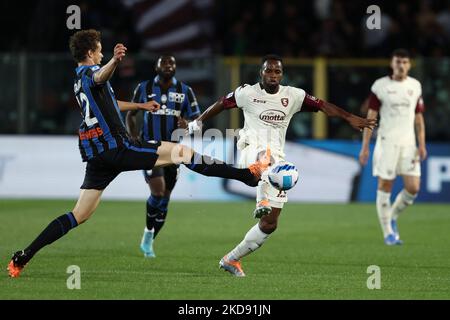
[268,161,299,191]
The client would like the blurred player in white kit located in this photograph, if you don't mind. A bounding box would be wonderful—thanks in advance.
[190,54,376,276]
[359,49,427,245]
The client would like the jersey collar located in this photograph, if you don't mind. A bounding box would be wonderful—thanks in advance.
[153,75,177,87]
[259,82,281,94]
[75,64,99,75]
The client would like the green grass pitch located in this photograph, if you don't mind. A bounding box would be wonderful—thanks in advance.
[0,200,449,299]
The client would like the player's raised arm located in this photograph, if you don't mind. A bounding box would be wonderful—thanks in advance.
[319,100,377,131]
[125,83,144,140]
[187,92,236,134]
[197,99,225,121]
[117,100,160,112]
[300,93,377,132]
[93,43,127,84]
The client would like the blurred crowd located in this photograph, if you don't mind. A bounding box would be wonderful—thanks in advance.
[216,0,450,57]
[1,0,449,140]
[2,0,450,57]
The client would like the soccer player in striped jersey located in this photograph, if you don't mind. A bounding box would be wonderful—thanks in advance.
[359,49,427,245]
[126,55,200,258]
[7,30,268,278]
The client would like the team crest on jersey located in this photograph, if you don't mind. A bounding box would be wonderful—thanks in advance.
[281,98,289,107]
[407,89,413,96]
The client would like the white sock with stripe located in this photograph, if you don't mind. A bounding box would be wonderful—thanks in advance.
[376,190,394,237]
[391,189,417,220]
[227,224,269,261]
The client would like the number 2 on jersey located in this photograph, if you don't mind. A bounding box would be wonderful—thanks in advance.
[76,92,99,126]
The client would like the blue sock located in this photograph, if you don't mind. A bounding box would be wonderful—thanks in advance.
[154,197,170,238]
[146,195,162,230]
[184,152,257,186]
[24,212,78,261]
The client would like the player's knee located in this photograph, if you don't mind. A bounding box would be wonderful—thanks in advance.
[179,145,194,163]
[72,210,90,225]
[151,191,165,198]
[405,184,420,195]
[259,220,277,234]
[378,179,393,192]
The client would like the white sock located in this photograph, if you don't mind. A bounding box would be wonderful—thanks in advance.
[376,190,393,237]
[256,180,268,203]
[392,189,416,220]
[145,227,154,233]
[227,224,270,261]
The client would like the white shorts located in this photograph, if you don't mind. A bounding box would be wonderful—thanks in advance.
[239,145,288,208]
[372,142,421,180]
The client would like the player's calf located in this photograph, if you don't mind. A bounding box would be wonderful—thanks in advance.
[7,211,79,277]
[391,189,417,220]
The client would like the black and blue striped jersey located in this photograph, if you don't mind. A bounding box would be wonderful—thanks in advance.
[74,65,129,162]
[132,76,200,142]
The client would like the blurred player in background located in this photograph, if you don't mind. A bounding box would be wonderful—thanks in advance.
[126,55,200,258]
[189,54,377,276]
[7,30,267,278]
[359,49,427,245]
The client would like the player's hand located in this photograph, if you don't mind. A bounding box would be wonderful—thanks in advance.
[187,119,202,135]
[359,147,370,166]
[418,145,427,161]
[347,114,377,132]
[140,101,160,112]
[113,43,127,63]
[177,117,189,129]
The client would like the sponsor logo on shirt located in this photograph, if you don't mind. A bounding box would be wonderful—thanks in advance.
[259,109,286,124]
[169,92,185,103]
[253,98,267,104]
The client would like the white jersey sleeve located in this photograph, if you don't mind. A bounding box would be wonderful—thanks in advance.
[291,87,306,113]
[234,84,251,108]
[370,79,382,99]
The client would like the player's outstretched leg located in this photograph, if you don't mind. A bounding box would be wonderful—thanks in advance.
[252,149,274,218]
[155,142,271,186]
[253,180,272,219]
[7,189,102,277]
[220,207,280,277]
[219,224,271,277]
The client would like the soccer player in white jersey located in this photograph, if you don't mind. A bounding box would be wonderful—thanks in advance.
[189,54,376,276]
[359,49,427,245]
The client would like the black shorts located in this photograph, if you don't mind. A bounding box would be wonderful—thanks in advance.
[81,140,161,190]
[143,164,180,191]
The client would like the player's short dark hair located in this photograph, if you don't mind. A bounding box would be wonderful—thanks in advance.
[158,53,175,60]
[391,49,410,59]
[261,54,283,65]
[69,29,101,63]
